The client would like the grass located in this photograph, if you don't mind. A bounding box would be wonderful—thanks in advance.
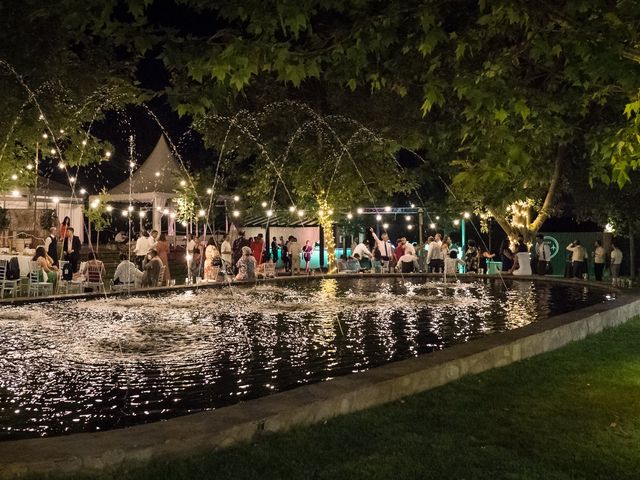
[62,318,640,480]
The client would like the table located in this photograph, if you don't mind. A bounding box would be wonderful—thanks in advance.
[0,255,34,278]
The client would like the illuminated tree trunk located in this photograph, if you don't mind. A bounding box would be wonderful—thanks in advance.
[317,199,337,273]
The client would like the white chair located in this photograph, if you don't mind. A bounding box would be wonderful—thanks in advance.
[262,263,276,278]
[28,264,54,297]
[0,259,21,299]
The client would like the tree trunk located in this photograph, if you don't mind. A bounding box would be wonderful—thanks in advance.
[318,215,337,273]
[629,221,635,280]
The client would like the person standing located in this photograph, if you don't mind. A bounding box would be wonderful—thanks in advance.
[593,240,606,281]
[271,236,279,265]
[251,233,265,266]
[288,237,301,275]
[44,226,59,267]
[282,236,291,272]
[134,231,149,269]
[141,249,163,287]
[59,216,70,240]
[566,240,588,279]
[464,239,480,273]
[370,228,394,272]
[427,235,444,273]
[535,234,551,275]
[62,227,81,273]
[186,234,196,256]
[155,233,171,284]
[148,230,159,253]
[232,231,250,272]
[302,240,313,273]
[611,242,623,284]
[220,235,232,273]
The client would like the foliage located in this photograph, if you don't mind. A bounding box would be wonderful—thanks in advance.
[83,189,112,233]
[39,209,58,230]
[0,0,143,193]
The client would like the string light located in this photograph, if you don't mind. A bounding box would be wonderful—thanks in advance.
[435,216,440,220]
[163,208,169,215]
[11,190,20,197]
[266,209,273,217]
[297,210,305,217]
[180,180,186,187]
[463,212,471,219]
[42,133,48,139]
[79,188,86,195]
[233,195,240,202]
[58,162,65,169]
[346,212,353,220]
[59,129,65,134]
[105,151,111,158]
[129,161,135,169]
[106,205,113,212]
[90,200,99,208]
[206,188,213,195]
[82,140,87,146]
[288,206,296,212]
[121,211,128,217]
[38,114,44,120]
[318,209,324,216]
[26,164,33,170]
[198,209,205,217]
[139,211,146,218]
[382,223,389,229]
[405,215,411,221]
[407,224,413,230]
[453,219,460,226]
[155,171,160,177]
[261,201,268,208]
[429,223,436,229]
[376,214,382,221]
[11,174,17,180]
[128,205,134,212]
[410,203,415,208]
[69,176,76,183]
[384,206,391,212]
[328,209,333,215]
[169,212,176,219]
[232,210,240,217]
[356,208,363,214]
[51,197,59,204]
[50,148,56,155]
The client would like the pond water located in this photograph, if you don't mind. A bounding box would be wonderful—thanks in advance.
[0,277,609,440]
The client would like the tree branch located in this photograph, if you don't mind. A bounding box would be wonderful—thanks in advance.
[529,147,562,233]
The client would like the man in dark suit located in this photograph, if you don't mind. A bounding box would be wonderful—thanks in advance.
[62,227,81,272]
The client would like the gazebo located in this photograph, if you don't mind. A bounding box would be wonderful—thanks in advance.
[92,135,182,234]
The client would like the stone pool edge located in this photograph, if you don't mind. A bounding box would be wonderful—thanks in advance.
[0,283,636,478]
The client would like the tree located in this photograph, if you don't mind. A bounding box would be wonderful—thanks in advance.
[0,0,142,193]
[83,189,112,253]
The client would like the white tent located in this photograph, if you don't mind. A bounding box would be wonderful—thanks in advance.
[92,135,183,233]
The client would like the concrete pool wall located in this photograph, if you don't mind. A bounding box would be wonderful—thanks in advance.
[0,275,636,478]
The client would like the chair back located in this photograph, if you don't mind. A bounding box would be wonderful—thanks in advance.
[29,262,43,283]
[157,265,166,286]
[263,263,276,277]
[86,264,103,284]
[0,259,6,281]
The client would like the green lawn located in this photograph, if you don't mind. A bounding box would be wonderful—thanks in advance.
[67,318,640,480]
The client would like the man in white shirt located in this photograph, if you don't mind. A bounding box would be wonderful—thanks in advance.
[535,234,551,275]
[370,227,394,272]
[566,240,588,279]
[220,234,232,272]
[352,241,373,259]
[148,230,158,252]
[187,234,196,255]
[44,226,59,266]
[427,236,444,273]
[134,231,150,269]
[113,253,143,287]
[611,243,623,283]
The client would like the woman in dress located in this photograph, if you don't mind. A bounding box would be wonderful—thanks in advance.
[155,233,171,284]
[303,240,313,273]
[204,236,220,280]
[251,233,265,266]
[464,239,480,273]
[32,246,58,284]
[59,216,70,240]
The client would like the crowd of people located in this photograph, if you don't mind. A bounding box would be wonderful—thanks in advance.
[19,218,628,293]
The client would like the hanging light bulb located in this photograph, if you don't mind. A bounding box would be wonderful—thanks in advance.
[129,161,135,169]
[206,188,213,195]
[407,224,413,230]
[289,205,296,212]
[261,201,268,208]
[128,205,134,212]
[180,180,186,187]
[463,212,471,219]
[233,195,240,202]
[169,212,176,219]
[384,206,391,212]
[82,140,87,146]
[122,210,128,217]
[59,129,65,134]
[266,209,273,217]
[376,214,382,221]
[11,190,20,197]
[198,209,206,217]
[297,210,305,217]
[58,162,65,169]
[163,208,169,215]
[356,208,363,214]
[155,171,160,177]
[429,223,436,229]
[69,176,76,183]
[106,205,113,212]
[139,210,146,218]
[232,210,240,217]
[26,164,33,170]
[453,219,460,226]
[42,133,48,139]
[382,223,389,229]
[405,215,411,221]
[51,197,59,204]
[347,213,353,220]
[11,174,17,180]
[50,148,56,155]
[328,209,333,215]
[105,151,111,158]
[79,188,86,195]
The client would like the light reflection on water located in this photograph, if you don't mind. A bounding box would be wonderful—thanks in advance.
[0,278,606,440]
